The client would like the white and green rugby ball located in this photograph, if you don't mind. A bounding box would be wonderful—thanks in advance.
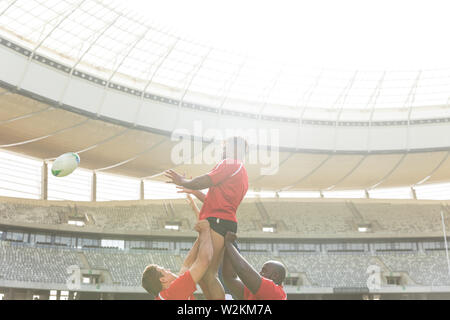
[51,152,80,177]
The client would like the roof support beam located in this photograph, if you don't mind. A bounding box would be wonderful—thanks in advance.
[323,72,386,191]
[0,0,19,18]
[132,38,179,126]
[332,71,358,152]
[172,48,212,133]
[366,71,386,152]
[58,12,123,105]
[366,71,422,191]
[214,55,248,129]
[94,138,166,173]
[0,106,53,126]
[280,154,333,192]
[0,118,90,148]
[16,0,86,90]
[96,26,152,116]
[258,72,323,188]
[413,151,450,187]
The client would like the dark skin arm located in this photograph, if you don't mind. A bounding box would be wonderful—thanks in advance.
[222,244,245,300]
[224,232,262,295]
[164,170,213,191]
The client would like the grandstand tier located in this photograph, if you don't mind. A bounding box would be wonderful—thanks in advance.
[1,196,449,238]
[1,240,450,292]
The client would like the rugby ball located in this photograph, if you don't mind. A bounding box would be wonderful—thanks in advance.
[51,152,80,177]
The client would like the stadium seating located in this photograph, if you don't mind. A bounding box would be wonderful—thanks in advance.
[2,240,450,288]
[260,200,353,235]
[1,197,448,237]
[354,203,444,234]
[0,241,82,283]
[279,252,376,288]
[378,251,450,286]
[83,249,181,286]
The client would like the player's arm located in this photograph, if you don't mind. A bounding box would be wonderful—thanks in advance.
[189,220,213,283]
[185,194,201,218]
[224,232,262,295]
[222,242,245,300]
[178,239,199,275]
[178,186,206,203]
[165,170,213,191]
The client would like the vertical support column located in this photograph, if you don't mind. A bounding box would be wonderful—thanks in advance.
[411,187,417,200]
[7,288,14,300]
[91,172,97,202]
[140,179,145,200]
[41,161,48,200]
[417,241,424,253]
[364,189,370,199]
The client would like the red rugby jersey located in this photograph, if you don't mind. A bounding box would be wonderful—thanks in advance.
[155,271,196,300]
[243,277,287,300]
[198,159,248,223]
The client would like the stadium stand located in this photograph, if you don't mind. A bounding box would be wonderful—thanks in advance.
[279,252,377,288]
[260,200,354,235]
[1,197,449,237]
[2,240,450,288]
[354,203,444,234]
[0,241,82,283]
[83,249,181,286]
[378,251,450,286]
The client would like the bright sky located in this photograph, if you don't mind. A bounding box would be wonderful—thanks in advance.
[127,0,450,69]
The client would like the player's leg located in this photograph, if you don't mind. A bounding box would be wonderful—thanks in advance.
[198,228,225,300]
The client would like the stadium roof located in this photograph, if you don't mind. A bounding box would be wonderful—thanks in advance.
[1,0,450,195]
[2,86,450,192]
[1,0,450,116]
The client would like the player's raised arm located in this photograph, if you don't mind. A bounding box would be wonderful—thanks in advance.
[178,239,199,275]
[189,220,213,283]
[222,241,245,300]
[224,232,262,295]
[178,186,206,203]
[164,170,213,191]
[185,194,201,218]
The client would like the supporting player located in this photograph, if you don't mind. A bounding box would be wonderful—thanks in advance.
[165,136,249,300]
[222,231,287,300]
[141,220,213,300]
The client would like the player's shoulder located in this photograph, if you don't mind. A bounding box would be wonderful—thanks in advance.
[260,277,286,299]
[157,271,195,300]
[221,159,245,171]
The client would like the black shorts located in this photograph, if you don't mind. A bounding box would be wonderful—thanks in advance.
[206,217,237,237]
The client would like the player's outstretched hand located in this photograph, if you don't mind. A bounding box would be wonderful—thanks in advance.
[225,231,237,243]
[194,220,210,232]
[164,169,185,186]
[177,186,194,194]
